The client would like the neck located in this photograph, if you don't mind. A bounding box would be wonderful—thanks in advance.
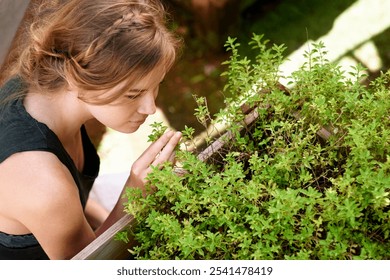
[23,89,92,145]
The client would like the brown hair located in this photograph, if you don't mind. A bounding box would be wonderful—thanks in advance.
[12,0,181,104]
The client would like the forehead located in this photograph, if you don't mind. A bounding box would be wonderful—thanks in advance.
[107,64,166,95]
[130,64,167,89]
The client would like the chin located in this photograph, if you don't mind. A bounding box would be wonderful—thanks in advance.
[116,127,138,134]
[116,124,141,134]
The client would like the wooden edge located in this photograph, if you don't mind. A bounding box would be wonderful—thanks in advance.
[197,108,259,162]
[71,215,134,260]
[185,83,290,154]
[195,107,333,163]
[0,0,33,85]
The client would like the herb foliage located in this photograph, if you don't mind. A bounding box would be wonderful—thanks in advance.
[121,34,390,260]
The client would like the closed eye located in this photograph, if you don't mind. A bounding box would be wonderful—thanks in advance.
[125,89,146,100]
[126,94,140,100]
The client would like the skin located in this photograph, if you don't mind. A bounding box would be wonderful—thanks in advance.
[0,65,181,259]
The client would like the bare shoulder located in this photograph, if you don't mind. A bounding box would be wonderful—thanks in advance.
[0,151,77,207]
[0,151,95,259]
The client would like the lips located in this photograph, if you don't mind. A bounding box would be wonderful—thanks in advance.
[130,119,146,124]
[129,115,147,125]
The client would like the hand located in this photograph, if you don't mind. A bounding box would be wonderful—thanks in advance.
[125,130,182,194]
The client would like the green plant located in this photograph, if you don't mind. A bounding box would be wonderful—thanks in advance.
[120,34,390,260]
[147,121,168,142]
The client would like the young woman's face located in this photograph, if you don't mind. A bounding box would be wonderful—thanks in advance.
[85,66,166,133]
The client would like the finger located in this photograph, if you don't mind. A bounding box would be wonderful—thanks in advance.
[152,132,181,166]
[137,130,175,164]
[168,151,176,163]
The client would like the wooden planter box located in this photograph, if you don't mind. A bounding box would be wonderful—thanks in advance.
[72,84,332,260]
[72,215,134,260]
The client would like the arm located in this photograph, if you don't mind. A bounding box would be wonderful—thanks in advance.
[95,130,181,236]
[0,151,96,259]
[85,197,109,230]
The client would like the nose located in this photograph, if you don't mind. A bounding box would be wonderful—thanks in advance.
[138,90,157,115]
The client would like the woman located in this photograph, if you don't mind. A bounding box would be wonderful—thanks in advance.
[0,0,182,259]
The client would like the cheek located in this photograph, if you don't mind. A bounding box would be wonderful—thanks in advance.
[87,104,138,129]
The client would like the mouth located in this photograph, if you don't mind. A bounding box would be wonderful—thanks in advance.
[130,119,146,124]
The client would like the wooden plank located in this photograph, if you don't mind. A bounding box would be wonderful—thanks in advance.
[0,0,31,84]
[197,107,259,162]
[0,0,30,65]
[71,215,135,260]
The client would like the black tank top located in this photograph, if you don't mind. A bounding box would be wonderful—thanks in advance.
[0,78,100,259]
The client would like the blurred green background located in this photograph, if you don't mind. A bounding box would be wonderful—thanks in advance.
[158,0,390,133]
